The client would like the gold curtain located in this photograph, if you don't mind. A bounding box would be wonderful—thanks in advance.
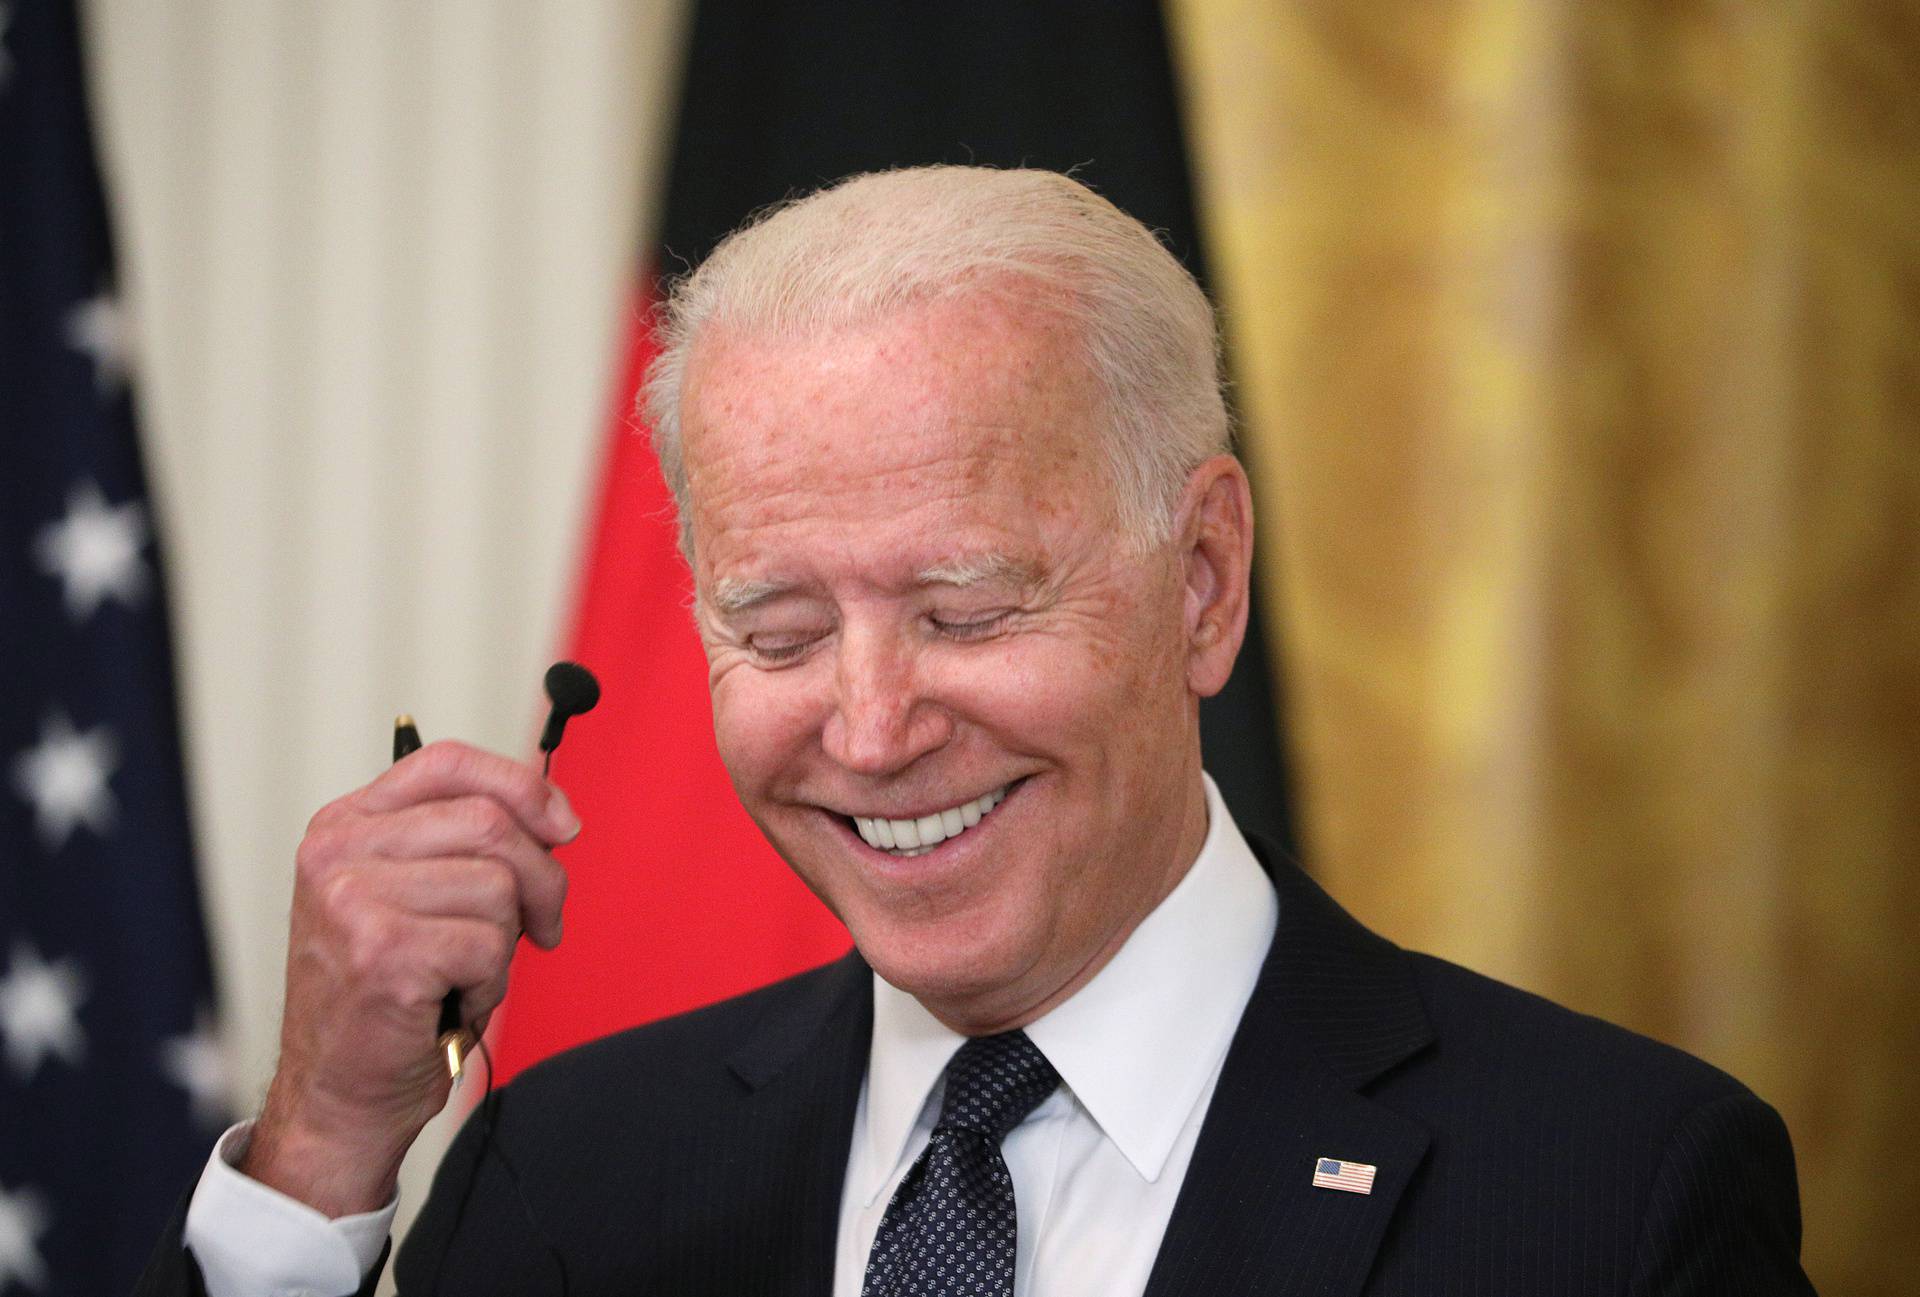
[1168,2,1918,1291]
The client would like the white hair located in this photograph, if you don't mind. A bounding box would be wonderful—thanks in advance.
[642,165,1230,551]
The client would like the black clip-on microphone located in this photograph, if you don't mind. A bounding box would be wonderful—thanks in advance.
[539,661,601,776]
[391,661,601,1079]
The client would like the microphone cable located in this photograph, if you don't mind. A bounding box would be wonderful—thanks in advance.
[430,1032,570,1295]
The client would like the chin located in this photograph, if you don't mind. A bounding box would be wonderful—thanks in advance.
[856,913,1006,990]
[854,916,1034,1012]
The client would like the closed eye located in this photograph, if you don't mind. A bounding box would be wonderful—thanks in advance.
[746,631,828,665]
[930,611,1011,641]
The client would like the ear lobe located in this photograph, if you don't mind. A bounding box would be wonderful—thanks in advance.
[1179,457,1254,699]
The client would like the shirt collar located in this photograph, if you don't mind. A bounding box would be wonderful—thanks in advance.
[859,774,1278,1200]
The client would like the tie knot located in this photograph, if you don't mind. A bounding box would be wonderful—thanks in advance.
[935,1030,1061,1142]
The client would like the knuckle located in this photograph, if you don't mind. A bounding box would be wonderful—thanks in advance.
[461,797,515,852]
[497,767,547,823]
[447,923,514,986]
[340,908,396,982]
[418,739,474,781]
[303,798,345,836]
[294,820,349,878]
[292,835,325,881]
[315,867,372,923]
[474,864,518,919]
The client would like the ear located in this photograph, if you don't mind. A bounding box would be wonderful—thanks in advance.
[1175,455,1255,699]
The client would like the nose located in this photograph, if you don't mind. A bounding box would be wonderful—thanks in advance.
[820,624,954,776]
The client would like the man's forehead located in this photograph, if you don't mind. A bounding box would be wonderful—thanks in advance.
[689,362,1099,494]
[685,292,1093,422]
[679,290,1119,592]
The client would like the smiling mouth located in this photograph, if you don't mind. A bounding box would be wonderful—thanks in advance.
[845,782,1014,857]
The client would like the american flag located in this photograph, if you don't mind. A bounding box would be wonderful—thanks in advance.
[0,2,227,1293]
[1312,1157,1377,1195]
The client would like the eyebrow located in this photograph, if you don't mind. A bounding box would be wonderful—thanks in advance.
[914,552,1039,589]
[706,576,799,616]
[705,552,1039,616]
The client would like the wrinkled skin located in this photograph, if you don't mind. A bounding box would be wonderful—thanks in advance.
[682,289,1253,1034]
[243,744,577,1215]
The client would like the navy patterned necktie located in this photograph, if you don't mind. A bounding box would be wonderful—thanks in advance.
[861,1030,1063,1297]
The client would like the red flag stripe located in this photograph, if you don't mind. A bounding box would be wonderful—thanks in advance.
[491,286,850,1084]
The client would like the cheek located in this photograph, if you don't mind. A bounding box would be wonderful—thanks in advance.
[957,628,1160,767]
[710,671,824,792]
[1003,593,1183,719]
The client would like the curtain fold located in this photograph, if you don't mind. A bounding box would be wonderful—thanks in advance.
[1168,3,1918,1291]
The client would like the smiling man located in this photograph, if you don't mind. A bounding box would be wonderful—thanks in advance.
[682,283,1230,1040]
[143,168,1812,1296]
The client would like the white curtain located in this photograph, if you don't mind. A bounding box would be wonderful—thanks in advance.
[87,0,687,1272]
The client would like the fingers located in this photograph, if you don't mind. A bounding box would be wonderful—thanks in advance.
[412,914,517,1025]
[257,741,577,1213]
[352,739,581,845]
[352,856,525,935]
[318,886,522,1028]
[333,858,564,1003]
[356,798,569,948]
[300,741,575,947]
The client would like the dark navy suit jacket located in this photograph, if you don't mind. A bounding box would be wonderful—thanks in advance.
[139,843,1815,1294]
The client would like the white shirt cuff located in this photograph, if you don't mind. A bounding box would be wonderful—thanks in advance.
[183,1121,397,1297]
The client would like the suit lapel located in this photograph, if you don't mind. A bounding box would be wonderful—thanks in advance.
[1144,845,1434,1297]
[725,951,873,1297]
[712,848,1435,1296]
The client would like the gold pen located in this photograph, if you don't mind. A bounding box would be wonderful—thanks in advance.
[393,715,472,1080]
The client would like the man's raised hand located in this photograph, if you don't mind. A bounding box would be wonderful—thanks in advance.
[240,740,579,1217]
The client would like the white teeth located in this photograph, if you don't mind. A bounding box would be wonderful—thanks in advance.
[853,784,1012,857]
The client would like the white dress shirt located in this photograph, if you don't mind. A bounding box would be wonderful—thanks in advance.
[833,774,1276,1296]
[185,775,1277,1297]
[185,1125,393,1297]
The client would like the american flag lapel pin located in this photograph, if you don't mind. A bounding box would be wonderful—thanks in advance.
[1312,1157,1377,1194]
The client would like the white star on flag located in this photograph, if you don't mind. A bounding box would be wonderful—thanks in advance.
[0,1181,52,1294]
[65,290,133,396]
[10,711,120,851]
[159,1007,230,1130]
[33,479,151,620]
[0,942,88,1082]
